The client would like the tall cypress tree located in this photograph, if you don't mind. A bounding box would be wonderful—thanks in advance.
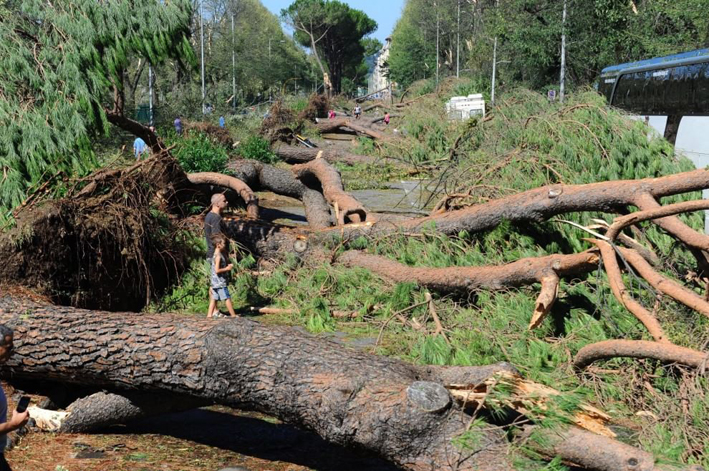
[0,0,195,213]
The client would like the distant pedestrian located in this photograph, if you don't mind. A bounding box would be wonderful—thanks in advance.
[133,136,147,160]
[219,116,225,128]
[354,105,362,119]
[384,112,390,125]
[328,109,336,119]
[174,116,183,135]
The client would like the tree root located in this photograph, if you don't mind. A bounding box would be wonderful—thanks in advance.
[573,340,709,370]
[291,159,368,225]
[187,172,259,219]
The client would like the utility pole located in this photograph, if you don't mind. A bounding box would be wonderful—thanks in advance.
[456,0,460,78]
[148,63,153,125]
[559,0,567,103]
[433,2,441,91]
[231,13,236,112]
[491,0,499,106]
[200,0,206,114]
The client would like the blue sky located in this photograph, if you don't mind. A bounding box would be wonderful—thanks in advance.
[260,0,406,44]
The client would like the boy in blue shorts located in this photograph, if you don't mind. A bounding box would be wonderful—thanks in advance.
[207,234,238,318]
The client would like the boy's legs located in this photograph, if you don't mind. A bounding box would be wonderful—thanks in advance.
[207,296,217,318]
[225,299,238,317]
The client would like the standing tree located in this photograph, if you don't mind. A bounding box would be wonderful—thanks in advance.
[281,0,377,95]
[0,0,196,214]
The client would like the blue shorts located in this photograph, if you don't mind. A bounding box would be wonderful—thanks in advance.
[212,287,231,301]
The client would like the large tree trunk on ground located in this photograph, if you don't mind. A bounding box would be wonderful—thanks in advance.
[0,296,512,471]
[0,296,693,471]
[315,169,709,263]
[223,168,709,264]
[315,118,384,140]
[291,159,369,225]
[187,172,259,219]
[227,159,334,229]
[273,143,375,166]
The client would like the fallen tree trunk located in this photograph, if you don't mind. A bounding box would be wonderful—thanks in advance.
[315,118,384,140]
[223,168,709,266]
[291,159,369,224]
[228,159,334,229]
[339,250,600,292]
[0,296,691,471]
[273,143,375,166]
[0,296,511,471]
[395,169,709,240]
[187,172,259,219]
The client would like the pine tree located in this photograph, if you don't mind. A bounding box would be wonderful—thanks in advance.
[0,0,195,213]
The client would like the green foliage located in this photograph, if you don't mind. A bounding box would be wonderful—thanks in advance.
[238,135,278,164]
[0,0,195,214]
[171,133,228,174]
[282,0,377,94]
[389,0,709,91]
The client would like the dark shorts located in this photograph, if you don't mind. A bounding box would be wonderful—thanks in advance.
[212,287,231,301]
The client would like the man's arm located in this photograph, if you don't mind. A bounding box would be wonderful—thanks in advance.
[0,410,29,434]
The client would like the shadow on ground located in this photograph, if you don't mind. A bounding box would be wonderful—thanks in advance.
[111,407,401,471]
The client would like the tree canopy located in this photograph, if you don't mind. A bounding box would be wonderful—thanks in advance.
[388,0,709,91]
[0,0,195,213]
[282,0,377,95]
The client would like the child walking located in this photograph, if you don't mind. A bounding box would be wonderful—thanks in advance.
[207,234,238,318]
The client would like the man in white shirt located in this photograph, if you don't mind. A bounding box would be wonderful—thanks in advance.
[0,326,29,470]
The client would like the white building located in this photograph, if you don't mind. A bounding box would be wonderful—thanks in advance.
[368,37,392,95]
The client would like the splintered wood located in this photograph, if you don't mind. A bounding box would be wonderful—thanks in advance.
[445,371,615,438]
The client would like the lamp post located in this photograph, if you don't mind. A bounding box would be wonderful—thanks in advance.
[231,13,236,112]
[200,0,205,115]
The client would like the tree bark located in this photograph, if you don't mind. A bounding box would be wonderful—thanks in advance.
[574,340,709,370]
[0,297,694,471]
[315,118,384,140]
[339,250,600,293]
[0,296,514,471]
[291,159,369,224]
[187,172,259,219]
[375,169,709,240]
[273,143,375,166]
[227,159,334,229]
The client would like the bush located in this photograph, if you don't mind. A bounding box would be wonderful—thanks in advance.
[238,135,278,164]
[172,133,228,174]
